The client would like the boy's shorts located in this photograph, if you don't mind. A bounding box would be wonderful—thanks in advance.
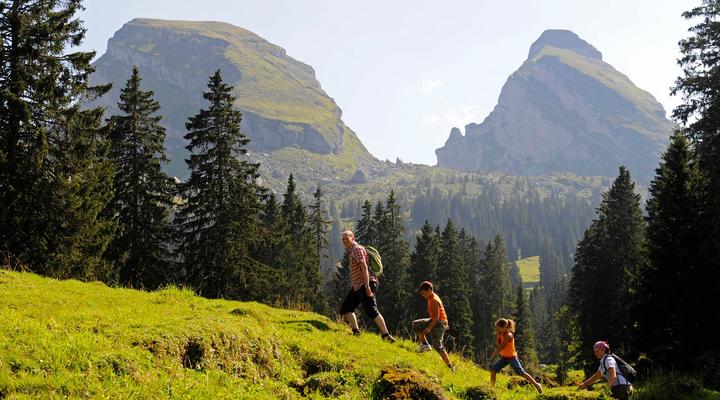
[411,318,448,351]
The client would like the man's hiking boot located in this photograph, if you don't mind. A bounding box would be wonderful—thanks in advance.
[382,333,396,343]
[352,329,361,336]
[416,343,432,353]
[447,363,455,372]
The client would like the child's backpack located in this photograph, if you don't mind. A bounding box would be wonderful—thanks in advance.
[604,353,637,379]
[363,245,383,277]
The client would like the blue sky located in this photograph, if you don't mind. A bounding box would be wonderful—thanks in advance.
[78,0,691,165]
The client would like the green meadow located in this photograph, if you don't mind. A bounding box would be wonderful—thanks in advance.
[517,256,541,289]
[1,270,718,400]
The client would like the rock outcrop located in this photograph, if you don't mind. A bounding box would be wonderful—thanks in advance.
[435,29,674,181]
[89,19,373,178]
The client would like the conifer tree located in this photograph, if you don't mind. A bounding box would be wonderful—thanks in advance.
[569,166,645,370]
[634,131,703,367]
[671,1,720,373]
[279,174,315,304]
[0,0,114,278]
[409,221,441,321]
[438,219,474,355]
[355,200,375,244]
[514,285,540,370]
[475,236,514,360]
[174,70,265,299]
[373,191,411,333]
[309,186,331,312]
[105,67,174,289]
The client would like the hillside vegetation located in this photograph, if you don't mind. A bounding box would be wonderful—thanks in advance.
[0,270,613,399]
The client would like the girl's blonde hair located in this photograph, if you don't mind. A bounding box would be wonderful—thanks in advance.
[495,318,516,333]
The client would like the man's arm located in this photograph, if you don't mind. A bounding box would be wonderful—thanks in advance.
[359,249,373,297]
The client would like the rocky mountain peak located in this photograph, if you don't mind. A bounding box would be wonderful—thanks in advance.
[436,30,673,181]
[528,29,602,60]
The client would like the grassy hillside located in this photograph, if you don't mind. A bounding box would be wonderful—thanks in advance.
[517,256,541,289]
[0,271,568,399]
[2,271,718,399]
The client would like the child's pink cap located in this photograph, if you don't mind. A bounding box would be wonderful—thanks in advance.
[593,341,609,351]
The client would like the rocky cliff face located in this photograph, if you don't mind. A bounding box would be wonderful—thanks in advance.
[435,29,674,181]
[89,19,373,178]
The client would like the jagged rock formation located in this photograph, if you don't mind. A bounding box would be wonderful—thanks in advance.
[89,19,375,179]
[436,29,674,181]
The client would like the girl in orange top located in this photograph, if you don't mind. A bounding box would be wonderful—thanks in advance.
[490,318,543,393]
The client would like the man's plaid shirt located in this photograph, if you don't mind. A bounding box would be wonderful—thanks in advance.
[349,242,369,290]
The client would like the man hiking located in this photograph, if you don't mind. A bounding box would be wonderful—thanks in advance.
[339,230,395,342]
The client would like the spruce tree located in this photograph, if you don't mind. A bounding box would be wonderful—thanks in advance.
[634,131,703,367]
[373,191,411,334]
[476,236,514,361]
[308,186,331,312]
[438,219,474,356]
[174,70,265,299]
[409,221,441,322]
[671,2,720,374]
[105,67,174,289]
[569,166,645,370]
[355,200,375,244]
[0,0,114,278]
[514,284,540,371]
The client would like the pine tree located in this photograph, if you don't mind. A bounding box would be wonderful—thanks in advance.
[569,166,645,370]
[355,200,375,244]
[0,0,114,278]
[634,131,703,367]
[475,236,514,361]
[105,67,174,289]
[373,191,411,334]
[438,219,474,356]
[409,221,441,322]
[514,285,540,371]
[671,2,720,374]
[279,174,315,304]
[174,70,265,299]
[308,186,331,312]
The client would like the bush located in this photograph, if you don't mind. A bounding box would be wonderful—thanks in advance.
[461,384,497,400]
[372,366,447,400]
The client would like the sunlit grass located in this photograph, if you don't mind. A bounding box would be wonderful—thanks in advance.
[2,271,716,399]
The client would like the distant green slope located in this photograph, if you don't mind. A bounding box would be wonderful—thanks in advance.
[0,271,613,399]
[517,256,541,289]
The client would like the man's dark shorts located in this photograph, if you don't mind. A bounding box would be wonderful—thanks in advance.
[490,356,526,375]
[339,281,379,319]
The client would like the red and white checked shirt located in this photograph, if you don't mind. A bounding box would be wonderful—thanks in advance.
[349,242,371,290]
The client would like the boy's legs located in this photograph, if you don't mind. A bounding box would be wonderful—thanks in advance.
[411,318,431,344]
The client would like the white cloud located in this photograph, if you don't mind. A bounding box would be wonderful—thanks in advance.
[421,78,443,95]
[425,115,441,124]
[424,105,482,127]
[443,105,483,128]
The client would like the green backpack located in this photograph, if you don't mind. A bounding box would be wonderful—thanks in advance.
[364,245,383,277]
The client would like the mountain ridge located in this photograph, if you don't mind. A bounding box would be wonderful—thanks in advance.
[89,18,378,180]
[436,29,674,181]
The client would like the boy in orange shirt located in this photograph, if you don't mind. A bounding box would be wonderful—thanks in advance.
[412,281,455,371]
